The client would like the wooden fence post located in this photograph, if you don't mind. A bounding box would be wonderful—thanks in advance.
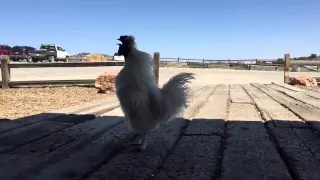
[1,55,10,89]
[202,58,205,68]
[154,52,160,85]
[284,53,290,84]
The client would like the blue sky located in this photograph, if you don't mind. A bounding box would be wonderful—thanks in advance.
[3,0,319,59]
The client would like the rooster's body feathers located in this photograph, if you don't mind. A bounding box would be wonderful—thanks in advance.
[114,35,195,150]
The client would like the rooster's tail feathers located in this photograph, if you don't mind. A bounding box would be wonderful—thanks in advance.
[159,72,195,121]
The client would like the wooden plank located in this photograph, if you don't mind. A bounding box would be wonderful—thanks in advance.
[249,65,278,71]
[153,136,221,180]
[187,62,206,68]
[153,86,228,179]
[243,84,320,180]
[272,82,307,92]
[0,98,119,135]
[8,79,95,86]
[267,84,320,109]
[85,117,189,180]
[0,101,119,153]
[220,103,293,180]
[242,84,306,128]
[184,84,228,135]
[25,121,134,180]
[8,61,124,68]
[0,114,129,180]
[227,103,262,121]
[267,127,320,180]
[0,113,65,135]
[271,82,320,100]
[183,85,216,119]
[207,64,230,69]
[252,83,320,131]
[0,114,95,154]
[75,102,120,117]
[291,60,320,66]
[85,86,213,179]
[229,84,252,103]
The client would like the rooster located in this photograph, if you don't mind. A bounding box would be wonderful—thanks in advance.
[115,35,195,151]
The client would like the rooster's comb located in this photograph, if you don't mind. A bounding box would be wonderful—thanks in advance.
[117,35,136,44]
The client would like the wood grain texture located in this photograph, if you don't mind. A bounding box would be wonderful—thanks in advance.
[86,118,189,180]
[271,82,320,100]
[153,85,228,180]
[184,84,228,135]
[252,83,320,131]
[229,84,252,103]
[0,114,95,154]
[246,84,320,180]
[27,121,135,180]
[0,84,319,180]
[183,85,216,119]
[0,98,118,135]
[268,84,320,109]
[221,103,293,180]
[0,115,123,180]
[242,84,306,128]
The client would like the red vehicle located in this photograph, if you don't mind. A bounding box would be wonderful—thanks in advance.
[0,44,12,56]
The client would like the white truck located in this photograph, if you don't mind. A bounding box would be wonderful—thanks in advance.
[36,44,69,62]
[113,53,125,61]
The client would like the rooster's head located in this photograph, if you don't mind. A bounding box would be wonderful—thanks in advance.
[117,35,136,58]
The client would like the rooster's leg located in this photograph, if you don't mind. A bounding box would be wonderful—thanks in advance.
[129,133,146,151]
[140,133,147,151]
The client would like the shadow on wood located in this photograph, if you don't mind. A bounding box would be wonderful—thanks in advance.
[0,112,319,180]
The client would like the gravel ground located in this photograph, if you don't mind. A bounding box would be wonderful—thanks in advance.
[0,86,114,120]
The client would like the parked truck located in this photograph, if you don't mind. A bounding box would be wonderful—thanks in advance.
[11,46,42,62]
[35,44,69,62]
[0,44,12,56]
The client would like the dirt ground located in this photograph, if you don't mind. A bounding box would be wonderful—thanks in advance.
[0,86,114,120]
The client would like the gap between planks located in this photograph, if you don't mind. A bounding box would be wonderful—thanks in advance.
[245,83,320,180]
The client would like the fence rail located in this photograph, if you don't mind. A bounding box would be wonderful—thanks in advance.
[8,61,125,68]
[0,54,160,89]
[1,54,320,89]
[0,55,126,89]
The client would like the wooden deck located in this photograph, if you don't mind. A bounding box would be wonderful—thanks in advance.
[1,83,320,180]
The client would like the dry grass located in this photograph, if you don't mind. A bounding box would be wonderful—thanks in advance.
[0,86,114,120]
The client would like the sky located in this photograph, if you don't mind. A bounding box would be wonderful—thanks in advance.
[3,0,320,59]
